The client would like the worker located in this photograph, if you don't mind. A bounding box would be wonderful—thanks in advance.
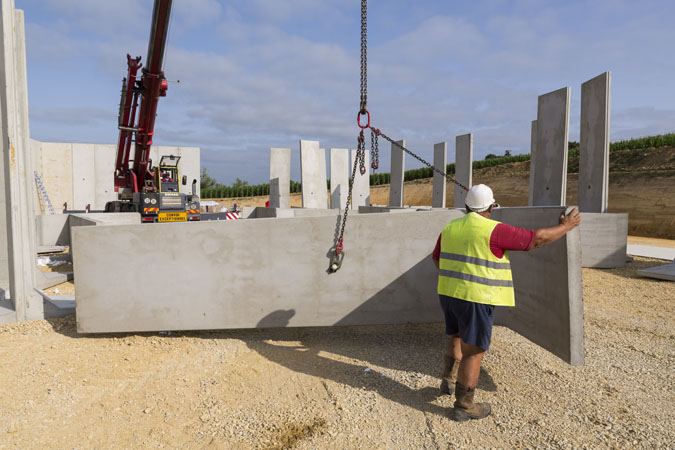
[431,184,581,422]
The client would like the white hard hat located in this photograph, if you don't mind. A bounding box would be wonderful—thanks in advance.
[465,184,495,212]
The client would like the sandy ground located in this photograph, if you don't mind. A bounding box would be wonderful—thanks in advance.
[2,257,673,449]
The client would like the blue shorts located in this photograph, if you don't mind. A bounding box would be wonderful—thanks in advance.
[439,294,495,350]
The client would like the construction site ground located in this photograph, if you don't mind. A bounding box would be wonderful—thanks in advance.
[2,256,673,449]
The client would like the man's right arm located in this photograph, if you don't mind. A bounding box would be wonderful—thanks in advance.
[532,207,582,249]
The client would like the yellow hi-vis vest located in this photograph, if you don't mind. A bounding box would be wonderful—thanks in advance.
[437,212,515,307]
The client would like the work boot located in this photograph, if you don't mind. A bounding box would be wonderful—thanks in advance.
[451,382,491,422]
[439,356,460,395]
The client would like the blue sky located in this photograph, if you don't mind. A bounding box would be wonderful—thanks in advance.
[16,0,675,185]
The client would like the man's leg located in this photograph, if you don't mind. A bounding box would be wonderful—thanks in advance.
[440,334,462,394]
[452,340,491,422]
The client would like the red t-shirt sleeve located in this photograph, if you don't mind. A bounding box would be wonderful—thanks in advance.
[432,233,442,260]
[489,223,535,258]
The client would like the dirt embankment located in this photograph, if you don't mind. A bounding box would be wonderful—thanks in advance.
[0,257,673,448]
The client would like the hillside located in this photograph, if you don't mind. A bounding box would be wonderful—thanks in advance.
[209,146,675,239]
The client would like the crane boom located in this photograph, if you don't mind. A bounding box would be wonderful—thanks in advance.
[107,0,200,223]
[114,0,172,193]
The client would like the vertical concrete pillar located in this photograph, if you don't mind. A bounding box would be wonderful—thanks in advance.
[454,133,473,208]
[269,148,290,208]
[389,139,405,207]
[299,140,327,209]
[432,142,447,208]
[579,72,611,213]
[532,87,570,206]
[0,3,43,320]
[528,120,537,206]
[330,148,349,209]
[350,148,370,209]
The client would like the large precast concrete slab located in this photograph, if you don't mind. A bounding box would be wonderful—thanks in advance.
[532,87,570,206]
[0,3,43,319]
[330,148,349,209]
[454,134,473,207]
[74,207,583,364]
[350,149,370,209]
[579,212,627,268]
[269,148,291,209]
[492,206,584,365]
[579,72,611,213]
[300,140,327,209]
[389,140,405,207]
[432,142,446,208]
[528,120,537,206]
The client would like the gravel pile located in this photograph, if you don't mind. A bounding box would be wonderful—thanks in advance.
[0,256,672,449]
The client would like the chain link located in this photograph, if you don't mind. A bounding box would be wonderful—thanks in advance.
[378,130,469,192]
[359,0,367,114]
[370,128,379,170]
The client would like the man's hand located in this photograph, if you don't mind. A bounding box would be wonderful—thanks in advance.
[559,207,582,230]
[533,207,582,249]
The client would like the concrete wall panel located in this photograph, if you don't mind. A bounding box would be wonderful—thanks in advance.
[532,87,570,206]
[269,148,291,209]
[432,142,446,208]
[528,120,537,206]
[389,140,405,207]
[350,149,370,209]
[74,207,583,364]
[94,144,116,210]
[330,148,349,209]
[492,206,583,365]
[579,72,611,213]
[35,142,200,211]
[72,143,95,210]
[579,212,627,268]
[299,140,327,209]
[454,134,473,207]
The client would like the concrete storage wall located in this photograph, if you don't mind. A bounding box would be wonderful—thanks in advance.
[32,140,200,212]
[73,207,584,364]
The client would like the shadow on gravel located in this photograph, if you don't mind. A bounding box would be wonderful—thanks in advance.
[242,310,497,419]
[44,309,497,420]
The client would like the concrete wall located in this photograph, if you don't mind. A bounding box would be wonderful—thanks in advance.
[299,140,327,209]
[0,3,43,318]
[269,148,290,209]
[579,72,611,213]
[350,149,370,209]
[73,207,584,364]
[454,134,473,207]
[389,140,405,207]
[32,140,200,211]
[330,148,349,209]
[528,120,537,206]
[532,87,570,206]
[432,142,446,208]
[579,212,627,268]
[492,207,584,365]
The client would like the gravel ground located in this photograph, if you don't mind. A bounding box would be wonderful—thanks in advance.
[0,256,673,449]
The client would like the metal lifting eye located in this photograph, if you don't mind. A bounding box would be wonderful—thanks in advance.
[329,251,344,273]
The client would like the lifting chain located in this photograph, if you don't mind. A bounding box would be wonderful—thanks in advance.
[329,0,468,273]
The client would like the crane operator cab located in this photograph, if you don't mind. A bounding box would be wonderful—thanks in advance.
[157,155,181,193]
[136,154,201,223]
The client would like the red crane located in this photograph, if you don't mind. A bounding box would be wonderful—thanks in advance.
[107,0,200,222]
[114,0,171,194]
